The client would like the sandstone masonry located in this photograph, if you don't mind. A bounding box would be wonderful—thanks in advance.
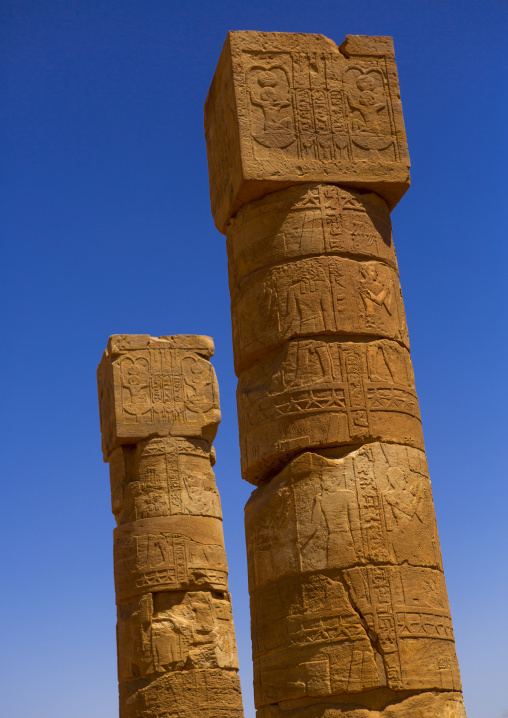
[97,334,244,718]
[205,31,466,718]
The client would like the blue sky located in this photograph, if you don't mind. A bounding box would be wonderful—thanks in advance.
[1,2,507,717]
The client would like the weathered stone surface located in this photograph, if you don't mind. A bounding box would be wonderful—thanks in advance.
[227,184,397,291]
[205,32,410,232]
[97,335,243,717]
[245,444,442,590]
[97,334,221,461]
[256,691,467,717]
[231,256,408,372]
[109,437,222,525]
[113,515,229,601]
[117,590,239,679]
[238,339,422,483]
[251,565,460,706]
[205,30,465,718]
[119,669,244,718]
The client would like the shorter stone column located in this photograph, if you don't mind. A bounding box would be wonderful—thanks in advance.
[97,334,244,718]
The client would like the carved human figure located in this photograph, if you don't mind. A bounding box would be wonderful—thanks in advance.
[250,71,295,149]
[349,75,386,133]
[306,467,362,566]
[360,264,393,326]
[122,360,151,419]
[383,467,422,530]
[280,340,332,387]
[285,265,333,336]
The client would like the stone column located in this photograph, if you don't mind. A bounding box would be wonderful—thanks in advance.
[205,32,466,717]
[97,334,244,718]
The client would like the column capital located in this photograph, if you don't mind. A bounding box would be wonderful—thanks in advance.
[205,31,410,233]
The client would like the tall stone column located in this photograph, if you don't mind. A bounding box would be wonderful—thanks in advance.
[205,32,466,717]
[97,334,244,718]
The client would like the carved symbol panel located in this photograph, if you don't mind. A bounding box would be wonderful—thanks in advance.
[97,335,220,459]
[109,437,222,525]
[227,184,396,290]
[250,566,461,707]
[237,339,422,483]
[205,32,410,233]
[114,520,229,602]
[242,50,399,166]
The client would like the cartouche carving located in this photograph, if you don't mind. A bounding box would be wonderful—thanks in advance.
[98,335,243,718]
[205,30,466,718]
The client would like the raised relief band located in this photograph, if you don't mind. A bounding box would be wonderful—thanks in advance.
[238,339,423,483]
[97,335,244,718]
[226,184,397,291]
[231,256,409,372]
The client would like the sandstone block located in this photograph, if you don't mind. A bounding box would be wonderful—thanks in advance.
[227,184,396,290]
[117,590,239,680]
[205,32,410,232]
[231,256,408,372]
[237,339,422,483]
[245,444,442,591]
[119,668,244,718]
[255,691,467,717]
[251,566,460,707]
[109,437,222,525]
[113,516,228,602]
[97,335,220,460]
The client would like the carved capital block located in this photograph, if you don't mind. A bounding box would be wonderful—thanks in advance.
[205,32,410,232]
[237,339,422,483]
[113,516,228,602]
[231,256,408,372]
[97,334,220,460]
[245,444,443,592]
[227,184,397,290]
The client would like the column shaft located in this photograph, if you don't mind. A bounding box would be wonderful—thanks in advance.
[97,334,244,718]
[205,31,466,718]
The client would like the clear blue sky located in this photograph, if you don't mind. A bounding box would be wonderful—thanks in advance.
[1,2,507,717]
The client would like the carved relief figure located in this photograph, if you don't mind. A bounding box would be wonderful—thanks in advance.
[360,264,393,327]
[348,74,387,134]
[284,265,333,336]
[308,466,362,565]
[249,69,295,149]
[122,358,151,421]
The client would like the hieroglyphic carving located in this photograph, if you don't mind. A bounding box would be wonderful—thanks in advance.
[205,33,410,233]
[119,668,244,718]
[250,565,460,706]
[231,257,408,371]
[110,437,222,525]
[205,30,466,718]
[237,339,422,483]
[227,184,396,290]
[245,444,443,590]
[117,591,239,679]
[97,335,244,717]
[97,335,220,460]
[113,517,229,602]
